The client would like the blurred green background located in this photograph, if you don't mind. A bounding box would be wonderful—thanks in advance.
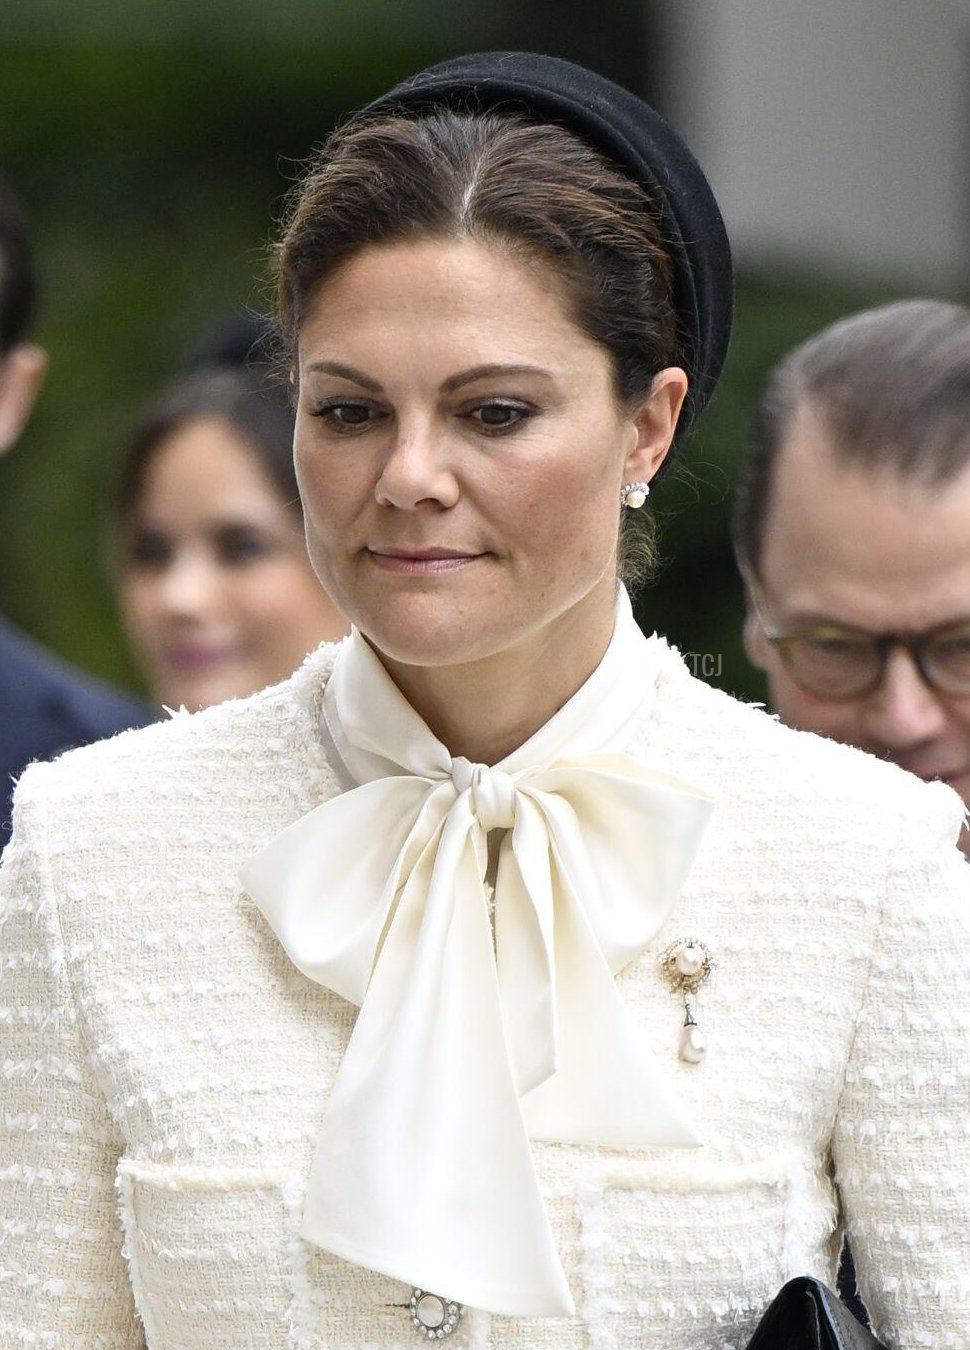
[0,7,914,704]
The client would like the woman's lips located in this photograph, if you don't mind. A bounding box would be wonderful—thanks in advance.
[366,548,481,574]
[163,641,239,673]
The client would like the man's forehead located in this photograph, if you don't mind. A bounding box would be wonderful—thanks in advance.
[758,402,970,628]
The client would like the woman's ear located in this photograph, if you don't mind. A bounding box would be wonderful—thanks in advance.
[623,367,689,486]
[0,343,48,455]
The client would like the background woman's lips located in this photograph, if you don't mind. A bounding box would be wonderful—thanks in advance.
[164,643,238,672]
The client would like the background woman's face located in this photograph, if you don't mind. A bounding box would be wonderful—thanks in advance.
[119,415,348,710]
[293,236,663,679]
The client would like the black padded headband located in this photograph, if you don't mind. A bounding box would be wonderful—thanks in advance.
[360,51,734,445]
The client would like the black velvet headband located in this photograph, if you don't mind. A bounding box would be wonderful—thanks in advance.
[361,51,734,446]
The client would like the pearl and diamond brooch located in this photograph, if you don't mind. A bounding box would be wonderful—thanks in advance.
[658,937,715,1064]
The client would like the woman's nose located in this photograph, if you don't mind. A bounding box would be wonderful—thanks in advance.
[860,646,949,749]
[155,550,223,617]
[374,422,460,511]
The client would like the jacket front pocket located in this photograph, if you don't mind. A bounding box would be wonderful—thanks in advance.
[116,1159,479,1350]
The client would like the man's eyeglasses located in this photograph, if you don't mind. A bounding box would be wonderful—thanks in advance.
[757,614,970,701]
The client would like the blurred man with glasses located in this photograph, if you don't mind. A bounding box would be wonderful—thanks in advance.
[733,297,970,1323]
[734,299,970,855]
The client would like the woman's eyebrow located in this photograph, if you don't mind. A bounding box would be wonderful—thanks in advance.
[303,360,383,393]
[303,360,554,395]
[440,363,553,394]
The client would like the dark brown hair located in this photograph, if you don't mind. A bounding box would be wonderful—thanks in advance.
[275,109,683,586]
[116,365,300,522]
[733,299,970,578]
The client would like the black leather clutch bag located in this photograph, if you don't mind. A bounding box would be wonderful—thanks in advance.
[745,1277,885,1349]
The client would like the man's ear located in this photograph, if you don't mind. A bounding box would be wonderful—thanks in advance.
[742,606,770,672]
[623,367,689,486]
[0,343,48,455]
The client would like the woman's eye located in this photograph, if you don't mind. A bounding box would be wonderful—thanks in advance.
[467,401,533,432]
[310,400,379,431]
[217,527,274,565]
[127,531,172,569]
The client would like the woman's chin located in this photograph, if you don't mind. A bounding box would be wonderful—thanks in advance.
[358,619,503,674]
[155,670,246,712]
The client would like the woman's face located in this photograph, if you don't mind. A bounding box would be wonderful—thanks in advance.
[119,415,348,710]
[294,237,683,682]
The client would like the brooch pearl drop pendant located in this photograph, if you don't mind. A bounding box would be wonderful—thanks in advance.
[658,938,714,1064]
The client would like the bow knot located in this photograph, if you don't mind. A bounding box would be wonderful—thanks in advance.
[242,590,715,1317]
[452,757,517,831]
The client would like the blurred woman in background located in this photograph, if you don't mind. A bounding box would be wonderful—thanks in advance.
[114,361,348,709]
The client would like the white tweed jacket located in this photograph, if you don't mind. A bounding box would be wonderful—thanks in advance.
[2,639,969,1350]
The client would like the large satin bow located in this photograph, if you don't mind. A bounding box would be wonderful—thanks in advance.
[241,591,715,1317]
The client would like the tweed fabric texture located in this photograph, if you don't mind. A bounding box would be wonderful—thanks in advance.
[1,637,969,1349]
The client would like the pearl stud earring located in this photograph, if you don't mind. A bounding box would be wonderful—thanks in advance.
[620,480,650,508]
[658,937,714,1064]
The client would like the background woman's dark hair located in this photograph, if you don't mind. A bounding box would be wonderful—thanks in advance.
[733,298,970,579]
[275,109,683,587]
[116,363,299,522]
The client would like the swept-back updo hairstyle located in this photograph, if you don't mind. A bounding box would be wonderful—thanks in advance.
[279,111,678,407]
[275,53,733,586]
